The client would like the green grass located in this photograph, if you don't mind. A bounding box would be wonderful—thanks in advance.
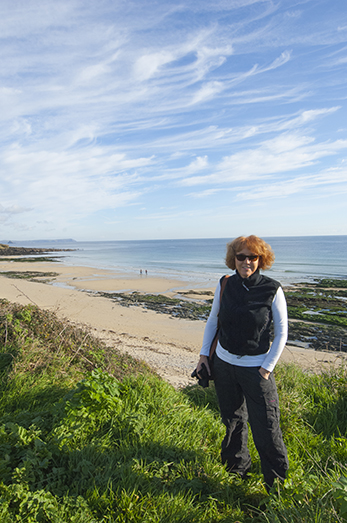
[1,300,347,522]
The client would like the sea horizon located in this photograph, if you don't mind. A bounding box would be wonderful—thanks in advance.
[3,233,347,243]
[3,235,347,288]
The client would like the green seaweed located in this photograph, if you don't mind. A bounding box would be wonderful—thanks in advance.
[95,291,212,321]
[0,271,59,282]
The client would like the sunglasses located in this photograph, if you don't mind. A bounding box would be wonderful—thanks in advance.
[235,253,259,262]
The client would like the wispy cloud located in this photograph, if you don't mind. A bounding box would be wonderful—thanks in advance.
[236,167,347,201]
[177,131,347,186]
[188,188,222,198]
[0,0,347,239]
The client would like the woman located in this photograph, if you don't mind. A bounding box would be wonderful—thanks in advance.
[196,235,289,491]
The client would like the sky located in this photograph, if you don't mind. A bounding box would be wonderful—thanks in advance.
[1,0,347,241]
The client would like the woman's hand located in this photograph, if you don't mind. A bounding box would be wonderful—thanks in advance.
[259,367,270,380]
[196,355,211,377]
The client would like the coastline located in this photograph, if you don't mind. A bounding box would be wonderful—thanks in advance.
[1,257,346,387]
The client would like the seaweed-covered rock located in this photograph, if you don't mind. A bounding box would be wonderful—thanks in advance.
[0,246,73,256]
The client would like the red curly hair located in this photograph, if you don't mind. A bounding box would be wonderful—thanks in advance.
[225,235,275,271]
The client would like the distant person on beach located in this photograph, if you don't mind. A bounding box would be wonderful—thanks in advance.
[195,235,289,492]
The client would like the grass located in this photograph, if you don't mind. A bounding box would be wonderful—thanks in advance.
[1,300,347,521]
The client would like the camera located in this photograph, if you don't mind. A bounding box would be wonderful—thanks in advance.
[191,362,210,388]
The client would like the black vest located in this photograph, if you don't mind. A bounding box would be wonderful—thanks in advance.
[218,270,280,356]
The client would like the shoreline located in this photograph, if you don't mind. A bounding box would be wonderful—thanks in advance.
[1,257,346,387]
[0,258,212,388]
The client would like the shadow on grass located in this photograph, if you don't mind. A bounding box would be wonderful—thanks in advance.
[0,343,21,387]
[0,382,73,428]
[0,412,256,517]
[181,382,220,414]
[0,354,15,387]
[0,381,268,522]
[306,395,347,438]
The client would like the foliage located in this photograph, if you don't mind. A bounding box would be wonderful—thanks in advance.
[1,300,347,521]
[332,476,347,518]
[0,298,153,386]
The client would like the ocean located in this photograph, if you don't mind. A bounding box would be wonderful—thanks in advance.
[8,236,347,288]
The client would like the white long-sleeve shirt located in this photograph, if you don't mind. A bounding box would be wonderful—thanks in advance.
[200,277,288,372]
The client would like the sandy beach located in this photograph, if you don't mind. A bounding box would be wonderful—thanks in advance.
[1,257,346,387]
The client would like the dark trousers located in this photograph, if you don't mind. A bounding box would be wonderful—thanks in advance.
[213,354,289,488]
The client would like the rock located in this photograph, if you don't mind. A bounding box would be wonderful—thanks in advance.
[0,246,74,256]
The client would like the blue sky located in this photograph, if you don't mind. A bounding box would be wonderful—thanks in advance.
[1,0,347,241]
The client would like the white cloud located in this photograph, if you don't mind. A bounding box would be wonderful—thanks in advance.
[134,51,177,81]
[236,167,347,201]
[280,107,341,129]
[256,50,292,73]
[0,143,153,225]
[186,156,209,172]
[190,81,225,104]
[179,133,347,186]
[188,188,221,198]
[0,204,30,215]
[0,0,347,238]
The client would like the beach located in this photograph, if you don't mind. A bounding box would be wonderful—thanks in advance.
[1,257,346,387]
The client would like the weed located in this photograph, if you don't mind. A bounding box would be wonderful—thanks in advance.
[1,299,347,521]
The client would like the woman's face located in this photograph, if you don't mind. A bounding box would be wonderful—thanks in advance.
[235,247,259,279]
